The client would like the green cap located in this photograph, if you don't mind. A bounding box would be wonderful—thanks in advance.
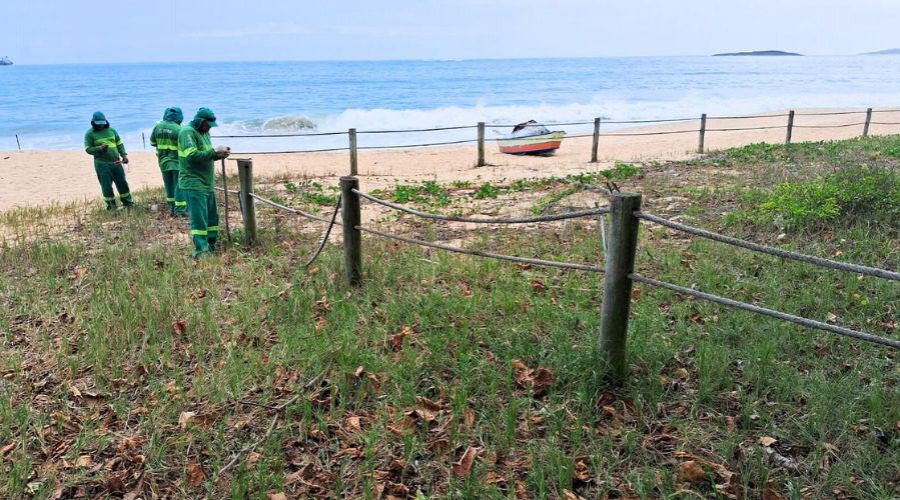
[195,107,218,127]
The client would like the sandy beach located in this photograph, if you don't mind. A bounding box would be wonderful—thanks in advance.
[1,108,898,212]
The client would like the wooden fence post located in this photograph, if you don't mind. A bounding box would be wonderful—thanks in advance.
[598,192,642,381]
[237,159,257,246]
[863,107,873,137]
[340,176,362,286]
[785,110,795,144]
[591,117,601,163]
[698,113,707,153]
[349,128,358,176]
[477,122,486,167]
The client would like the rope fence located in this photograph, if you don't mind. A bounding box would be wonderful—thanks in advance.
[149,105,900,162]
[218,108,898,380]
[356,224,605,273]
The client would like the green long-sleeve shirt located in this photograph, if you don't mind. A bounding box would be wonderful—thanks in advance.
[177,124,217,191]
[84,127,126,165]
[150,121,181,172]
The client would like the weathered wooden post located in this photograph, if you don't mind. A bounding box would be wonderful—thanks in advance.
[477,122,486,167]
[591,117,601,163]
[598,192,642,381]
[221,159,231,241]
[348,128,358,176]
[863,107,873,137]
[237,159,257,246]
[340,176,362,286]
[785,110,795,144]
[698,113,707,153]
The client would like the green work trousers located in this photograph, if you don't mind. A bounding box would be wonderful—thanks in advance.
[161,170,187,215]
[95,163,132,210]
[184,189,219,257]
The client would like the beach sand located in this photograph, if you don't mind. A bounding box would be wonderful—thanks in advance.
[1,108,898,212]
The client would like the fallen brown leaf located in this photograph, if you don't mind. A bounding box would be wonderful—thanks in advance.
[758,436,778,447]
[453,446,479,477]
[390,326,414,351]
[186,461,205,488]
[179,411,197,430]
[678,460,706,483]
[172,320,187,335]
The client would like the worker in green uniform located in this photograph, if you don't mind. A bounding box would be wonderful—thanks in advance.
[178,108,230,257]
[150,107,186,216]
[84,111,133,210]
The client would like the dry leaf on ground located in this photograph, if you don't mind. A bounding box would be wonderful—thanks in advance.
[453,446,479,477]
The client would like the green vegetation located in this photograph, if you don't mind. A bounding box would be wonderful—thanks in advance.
[0,137,898,498]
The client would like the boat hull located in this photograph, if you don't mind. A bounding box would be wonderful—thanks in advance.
[496,131,565,155]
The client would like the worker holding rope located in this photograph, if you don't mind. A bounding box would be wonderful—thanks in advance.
[177,108,230,258]
[84,111,133,210]
[150,107,187,217]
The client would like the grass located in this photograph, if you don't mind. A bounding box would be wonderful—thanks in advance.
[0,136,898,499]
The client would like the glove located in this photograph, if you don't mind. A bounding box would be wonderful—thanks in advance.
[121,156,129,165]
[215,146,231,159]
[99,144,109,154]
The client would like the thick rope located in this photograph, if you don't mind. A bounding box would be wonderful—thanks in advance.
[357,125,478,134]
[792,110,868,117]
[353,189,609,223]
[602,117,697,124]
[358,138,478,150]
[249,193,337,225]
[707,113,788,120]
[636,212,900,281]
[214,131,348,138]
[598,129,697,137]
[578,183,613,196]
[303,194,342,267]
[705,126,786,132]
[233,147,349,155]
[356,225,604,273]
[792,122,867,129]
[630,274,899,348]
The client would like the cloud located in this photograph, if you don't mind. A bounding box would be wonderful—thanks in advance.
[183,22,317,39]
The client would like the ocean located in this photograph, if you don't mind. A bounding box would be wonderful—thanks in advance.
[1,56,899,152]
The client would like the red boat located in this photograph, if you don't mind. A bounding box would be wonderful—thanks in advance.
[496,121,565,155]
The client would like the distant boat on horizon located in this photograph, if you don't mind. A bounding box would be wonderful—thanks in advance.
[0,56,12,66]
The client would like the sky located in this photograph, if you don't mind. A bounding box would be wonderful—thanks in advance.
[2,0,898,64]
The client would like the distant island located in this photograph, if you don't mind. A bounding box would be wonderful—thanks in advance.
[713,50,803,57]
[862,48,900,55]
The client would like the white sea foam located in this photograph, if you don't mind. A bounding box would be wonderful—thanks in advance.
[4,91,899,152]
